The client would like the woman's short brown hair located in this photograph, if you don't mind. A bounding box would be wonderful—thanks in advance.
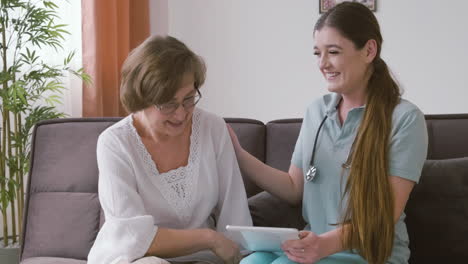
[120,35,206,113]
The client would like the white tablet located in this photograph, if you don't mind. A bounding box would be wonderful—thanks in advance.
[226,225,299,252]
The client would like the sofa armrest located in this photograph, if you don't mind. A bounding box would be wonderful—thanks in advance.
[248,191,306,230]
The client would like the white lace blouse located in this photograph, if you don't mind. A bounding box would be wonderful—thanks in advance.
[87,108,253,264]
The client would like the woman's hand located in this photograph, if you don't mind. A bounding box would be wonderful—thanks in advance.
[209,231,242,264]
[281,231,324,264]
[226,124,243,154]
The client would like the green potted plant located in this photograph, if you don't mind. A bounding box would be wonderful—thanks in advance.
[0,1,90,262]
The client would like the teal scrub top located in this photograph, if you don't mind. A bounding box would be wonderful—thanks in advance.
[291,93,428,264]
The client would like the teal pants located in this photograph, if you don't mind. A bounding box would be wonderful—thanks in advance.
[240,252,294,264]
[240,251,367,264]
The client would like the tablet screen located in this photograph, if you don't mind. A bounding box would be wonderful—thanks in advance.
[226,225,299,252]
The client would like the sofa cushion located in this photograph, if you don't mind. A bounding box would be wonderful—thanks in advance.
[21,257,86,264]
[405,157,468,263]
[29,120,117,193]
[265,119,302,172]
[21,119,120,261]
[22,192,100,260]
[248,191,306,230]
[225,118,266,197]
[425,115,468,159]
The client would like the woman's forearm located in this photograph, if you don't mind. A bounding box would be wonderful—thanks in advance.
[145,228,215,258]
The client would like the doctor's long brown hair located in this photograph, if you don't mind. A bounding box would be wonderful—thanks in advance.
[315,3,400,264]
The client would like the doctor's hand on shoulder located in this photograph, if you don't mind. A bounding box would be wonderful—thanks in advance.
[282,231,327,264]
[226,124,242,155]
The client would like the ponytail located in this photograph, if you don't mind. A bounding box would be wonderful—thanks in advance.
[341,57,400,264]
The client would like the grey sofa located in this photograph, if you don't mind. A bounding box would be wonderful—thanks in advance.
[19,114,468,264]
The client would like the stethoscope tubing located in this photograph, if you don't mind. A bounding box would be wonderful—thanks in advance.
[309,115,328,169]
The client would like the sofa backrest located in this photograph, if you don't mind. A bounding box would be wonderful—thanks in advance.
[21,118,120,261]
[406,114,468,263]
[425,114,468,159]
[225,118,265,197]
[20,114,468,263]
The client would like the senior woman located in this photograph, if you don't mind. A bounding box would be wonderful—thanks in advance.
[87,35,252,264]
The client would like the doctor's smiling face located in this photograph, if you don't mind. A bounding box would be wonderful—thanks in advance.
[313,26,374,96]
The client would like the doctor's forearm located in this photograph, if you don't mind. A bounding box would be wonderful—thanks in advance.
[317,226,347,258]
[236,149,301,204]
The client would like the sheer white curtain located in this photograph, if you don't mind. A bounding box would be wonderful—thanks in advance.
[23,0,83,116]
[47,0,83,117]
[0,0,83,241]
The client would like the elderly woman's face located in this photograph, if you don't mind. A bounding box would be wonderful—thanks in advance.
[151,73,197,137]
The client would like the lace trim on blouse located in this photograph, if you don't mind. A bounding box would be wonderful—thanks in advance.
[126,109,201,223]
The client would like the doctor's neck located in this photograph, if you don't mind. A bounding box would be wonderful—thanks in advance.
[339,90,366,111]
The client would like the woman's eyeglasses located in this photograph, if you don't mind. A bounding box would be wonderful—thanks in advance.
[155,89,202,115]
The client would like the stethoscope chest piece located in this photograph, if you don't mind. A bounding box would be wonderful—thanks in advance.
[306,165,317,182]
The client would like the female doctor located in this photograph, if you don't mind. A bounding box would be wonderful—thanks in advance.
[230,2,428,264]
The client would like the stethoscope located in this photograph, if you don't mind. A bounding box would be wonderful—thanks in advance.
[305,115,328,182]
[305,112,354,182]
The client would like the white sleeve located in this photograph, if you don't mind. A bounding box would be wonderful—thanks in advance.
[87,132,157,264]
[213,122,253,233]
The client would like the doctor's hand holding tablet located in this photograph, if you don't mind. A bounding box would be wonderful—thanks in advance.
[226,225,326,263]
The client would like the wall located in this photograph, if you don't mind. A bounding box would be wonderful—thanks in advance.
[151,0,468,122]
